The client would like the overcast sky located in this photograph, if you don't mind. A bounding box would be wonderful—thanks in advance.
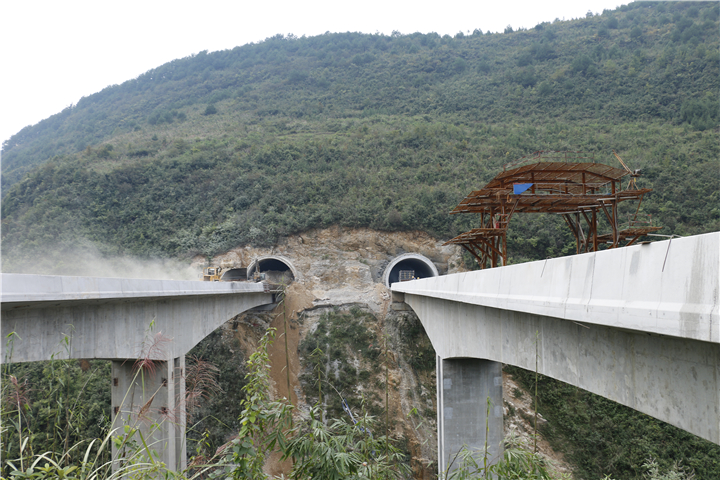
[1,0,629,146]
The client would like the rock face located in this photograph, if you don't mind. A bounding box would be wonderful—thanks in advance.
[190,227,463,477]
[502,373,574,477]
[190,227,570,479]
[195,226,465,312]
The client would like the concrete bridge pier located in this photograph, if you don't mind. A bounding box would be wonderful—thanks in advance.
[111,356,187,471]
[437,357,504,475]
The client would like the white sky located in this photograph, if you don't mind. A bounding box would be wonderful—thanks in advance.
[1,0,628,146]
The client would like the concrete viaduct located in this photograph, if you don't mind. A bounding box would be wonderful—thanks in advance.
[0,275,274,471]
[391,231,720,474]
[1,232,718,475]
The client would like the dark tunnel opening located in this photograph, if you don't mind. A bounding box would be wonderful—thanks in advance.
[387,258,436,286]
[257,259,291,273]
[249,258,295,285]
[220,268,247,281]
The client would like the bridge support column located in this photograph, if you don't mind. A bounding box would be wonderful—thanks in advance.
[437,357,504,476]
[111,357,186,471]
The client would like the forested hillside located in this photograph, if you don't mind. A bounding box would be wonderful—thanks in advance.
[2,2,720,479]
[2,1,718,272]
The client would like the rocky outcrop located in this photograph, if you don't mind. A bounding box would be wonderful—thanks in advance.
[190,227,570,479]
[194,226,464,312]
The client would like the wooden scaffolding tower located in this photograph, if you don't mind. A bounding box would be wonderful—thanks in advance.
[444,151,661,269]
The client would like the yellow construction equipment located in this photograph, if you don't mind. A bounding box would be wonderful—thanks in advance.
[202,266,223,281]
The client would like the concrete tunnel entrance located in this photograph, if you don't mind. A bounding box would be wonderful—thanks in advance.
[383,253,439,288]
[220,268,247,281]
[247,256,297,285]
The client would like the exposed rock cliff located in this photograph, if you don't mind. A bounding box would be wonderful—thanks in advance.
[189,227,570,478]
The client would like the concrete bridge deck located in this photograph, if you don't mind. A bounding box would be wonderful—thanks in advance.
[1,274,272,362]
[1,274,274,471]
[392,232,719,473]
[393,232,719,345]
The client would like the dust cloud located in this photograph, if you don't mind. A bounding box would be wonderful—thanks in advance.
[2,243,199,280]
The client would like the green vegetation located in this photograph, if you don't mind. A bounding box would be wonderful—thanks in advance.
[1,339,112,476]
[443,436,555,480]
[2,329,412,479]
[199,327,413,479]
[210,328,412,479]
[2,1,718,271]
[282,405,410,480]
[210,329,294,479]
[507,366,720,480]
[390,311,435,372]
[299,307,383,421]
[184,328,250,457]
[2,353,207,479]
[1,2,719,478]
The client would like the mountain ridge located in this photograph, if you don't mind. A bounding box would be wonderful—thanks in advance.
[2,1,718,270]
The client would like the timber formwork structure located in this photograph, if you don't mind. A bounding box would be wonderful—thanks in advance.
[445,151,661,269]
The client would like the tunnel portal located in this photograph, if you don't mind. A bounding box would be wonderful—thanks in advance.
[247,256,297,285]
[383,253,438,287]
[220,268,247,281]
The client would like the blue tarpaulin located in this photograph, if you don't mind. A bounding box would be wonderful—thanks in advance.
[513,183,533,194]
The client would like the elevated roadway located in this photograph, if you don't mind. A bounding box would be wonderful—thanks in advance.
[1,274,272,362]
[391,232,719,474]
[1,274,274,471]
